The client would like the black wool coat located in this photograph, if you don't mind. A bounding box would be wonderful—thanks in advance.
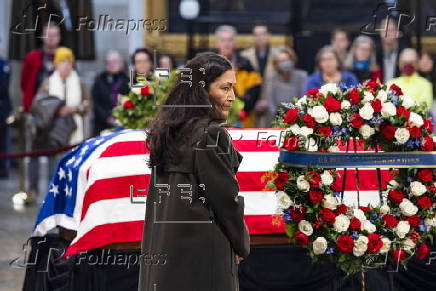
[138,118,250,291]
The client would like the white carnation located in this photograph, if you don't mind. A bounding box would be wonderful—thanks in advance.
[399,198,418,217]
[362,91,375,103]
[395,221,410,238]
[299,126,313,137]
[297,175,310,192]
[341,100,351,110]
[320,83,339,96]
[394,128,410,144]
[312,237,328,255]
[329,112,343,125]
[334,214,350,232]
[353,235,369,257]
[277,191,293,211]
[298,220,314,236]
[410,181,427,196]
[403,238,416,251]
[424,216,436,227]
[359,103,374,120]
[387,180,399,190]
[353,208,367,221]
[362,220,377,233]
[380,204,390,215]
[381,102,397,117]
[328,145,340,152]
[131,87,142,95]
[311,106,329,123]
[289,124,301,136]
[305,137,318,152]
[409,112,424,128]
[322,194,339,210]
[359,124,375,139]
[376,90,388,102]
[321,170,334,186]
[401,95,416,109]
[380,237,391,254]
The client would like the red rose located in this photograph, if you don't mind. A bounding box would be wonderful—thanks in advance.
[428,183,436,194]
[408,230,420,243]
[316,126,332,137]
[367,233,383,254]
[309,190,324,204]
[349,217,361,230]
[284,108,299,124]
[290,206,306,221]
[302,114,316,128]
[319,208,336,225]
[305,171,321,188]
[383,214,399,227]
[274,172,289,190]
[417,169,433,183]
[313,217,322,229]
[306,88,322,98]
[417,196,432,209]
[283,136,300,151]
[324,97,341,112]
[396,106,410,120]
[423,119,433,133]
[416,243,430,260]
[141,85,151,96]
[348,88,361,105]
[336,204,348,215]
[337,235,354,253]
[389,83,403,96]
[380,123,396,140]
[371,99,382,112]
[406,215,420,228]
[366,80,379,91]
[421,135,435,151]
[388,190,405,203]
[122,100,134,109]
[408,127,422,138]
[391,249,406,262]
[295,230,310,245]
[350,113,364,129]
[359,206,371,212]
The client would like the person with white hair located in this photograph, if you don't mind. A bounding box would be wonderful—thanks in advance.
[387,48,433,111]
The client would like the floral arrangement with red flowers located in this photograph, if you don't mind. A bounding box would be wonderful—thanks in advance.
[112,71,178,129]
[267,81,435,275]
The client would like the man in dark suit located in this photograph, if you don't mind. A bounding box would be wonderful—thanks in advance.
[0,56,11,178]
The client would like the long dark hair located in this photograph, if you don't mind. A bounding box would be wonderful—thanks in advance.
[146,52,233,171]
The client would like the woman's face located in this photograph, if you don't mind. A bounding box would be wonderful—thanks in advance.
[355,41,371,61]
[57,60,73,79]
[419,53,434,72]
[320,51,338,74]
[134,52,152,75]
[208,70,236,119]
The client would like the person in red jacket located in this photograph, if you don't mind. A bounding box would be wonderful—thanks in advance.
[21,23,61,112]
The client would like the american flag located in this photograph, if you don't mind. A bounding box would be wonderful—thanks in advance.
[32,128,390,256]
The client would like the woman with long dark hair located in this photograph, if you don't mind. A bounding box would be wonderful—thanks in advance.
[138,52,250,291]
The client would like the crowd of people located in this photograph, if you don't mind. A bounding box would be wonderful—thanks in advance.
[1,20,436,198]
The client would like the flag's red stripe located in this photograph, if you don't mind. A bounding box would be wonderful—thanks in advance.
[99,141,149,158]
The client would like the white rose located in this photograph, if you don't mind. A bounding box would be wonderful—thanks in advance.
[359,124,375,139]
[298,220,314,236]
[322,194,338,210]
[320,83,339,96]
[376,90,388,102]
[403,238,416,251]
[380,205,390,215]
[334,214,350,232]
[401,95,416,109]
[296,96,307,108]
[362,91,375,103]
[353,209,367,221]
[409,112,424,128]
[359,103,374,120]
[277,191,293,211]
[299,126,314,137]
[410,181,427,196]
[297,175,310,192]
[394,128,410,144]
[399,198,418,216]
[321,170,334,186]
[424,216,436,227]
[353,235,369,257]
[328,145,340,152]
[395,221,410,238]
[387,180,399,190]
[131,87,142,95]
[311,106,329,123]
[305,137,318,152]
[341,100,351,110]
[289,124,301,136]
[312,237,328,255]
[381,102,397,117]
[380,237,391,254]
[362,220,377,233]
[329,112,343,125]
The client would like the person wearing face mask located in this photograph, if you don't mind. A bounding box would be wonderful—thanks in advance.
[344,35,382,83]
[261,47,307,127]
[387,48,433,111]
